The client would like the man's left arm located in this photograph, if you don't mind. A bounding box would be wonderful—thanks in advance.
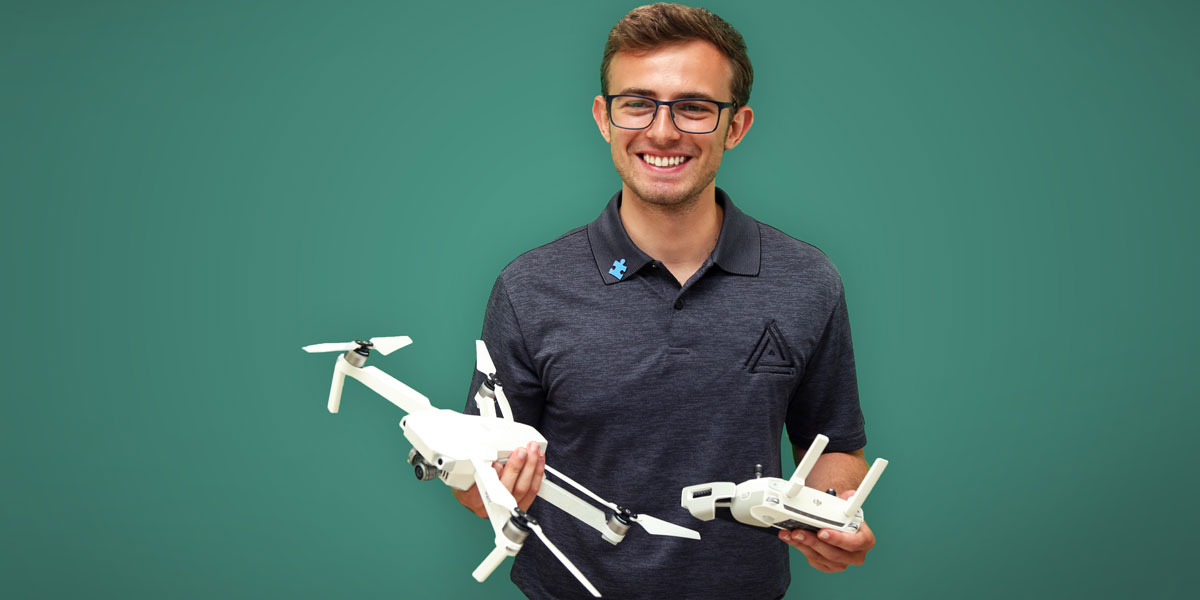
[778,447,875,572]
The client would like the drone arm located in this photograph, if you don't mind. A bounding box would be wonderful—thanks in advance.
[472,546,509,583]
[338,356,433,415]
[543,466,700,541]
[470,458,519,536]
[538,479,610,535]
[543,465,616,510]
[327,362,348,413]
[473,386,497,419]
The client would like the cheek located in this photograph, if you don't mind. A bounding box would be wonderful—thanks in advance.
[610,132,635,156]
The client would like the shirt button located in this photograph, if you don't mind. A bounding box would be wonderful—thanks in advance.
[673,299,684,310]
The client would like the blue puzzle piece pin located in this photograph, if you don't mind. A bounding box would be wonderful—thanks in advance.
[609,258,627,280]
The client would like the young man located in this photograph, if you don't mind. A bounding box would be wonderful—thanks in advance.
[455,4,876,598]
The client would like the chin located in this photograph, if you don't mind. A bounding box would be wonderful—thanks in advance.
[638,191,699,207]
[628,179,715,208]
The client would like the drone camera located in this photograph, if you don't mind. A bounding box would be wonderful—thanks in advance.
[408,449,441,482]
[413,461,440,482]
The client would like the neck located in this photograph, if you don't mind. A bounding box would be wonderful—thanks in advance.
[619,184,723,285]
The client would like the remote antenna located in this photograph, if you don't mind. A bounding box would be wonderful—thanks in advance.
[786,434,828,498]
[842,458,889,519]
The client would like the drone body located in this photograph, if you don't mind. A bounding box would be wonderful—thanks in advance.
[401,409,546,490]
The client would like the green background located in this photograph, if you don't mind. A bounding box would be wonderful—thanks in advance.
[3,0,1197,598]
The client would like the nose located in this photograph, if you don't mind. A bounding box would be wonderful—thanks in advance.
[645,104,681,142]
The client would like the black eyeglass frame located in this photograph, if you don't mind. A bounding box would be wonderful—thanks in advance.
[604,94,737,134]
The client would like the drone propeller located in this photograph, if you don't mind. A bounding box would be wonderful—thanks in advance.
[475,340,497,376]
[544,465,700,540]
[302,336,412,356]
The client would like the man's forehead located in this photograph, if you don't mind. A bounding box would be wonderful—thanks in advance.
[607,40,734,99]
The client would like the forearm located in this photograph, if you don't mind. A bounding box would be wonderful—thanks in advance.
[793,448,869,493]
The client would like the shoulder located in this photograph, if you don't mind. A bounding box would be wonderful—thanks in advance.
[755,221,845,297]
[494,225,594,292]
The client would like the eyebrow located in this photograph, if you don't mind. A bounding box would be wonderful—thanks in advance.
[617,88,720,101]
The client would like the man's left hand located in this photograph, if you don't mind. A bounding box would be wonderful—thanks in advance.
[777,489,876,572]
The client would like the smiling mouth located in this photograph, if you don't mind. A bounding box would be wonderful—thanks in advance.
[639,153,690,168]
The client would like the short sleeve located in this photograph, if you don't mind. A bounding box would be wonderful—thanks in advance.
[785,290,866,453]
[463,274,547,427]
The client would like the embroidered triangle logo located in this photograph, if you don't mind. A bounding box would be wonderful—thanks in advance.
[746,320,796,375]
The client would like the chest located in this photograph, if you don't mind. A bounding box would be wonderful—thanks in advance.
[521,270,835,428]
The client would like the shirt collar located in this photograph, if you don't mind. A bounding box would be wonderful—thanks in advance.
[587,187,761,285]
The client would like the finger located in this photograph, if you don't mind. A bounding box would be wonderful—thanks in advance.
[452,485,487,519]
[778,529,807,552]
[516,446,546,511]
[803,533,864,566]
[513,443,540,505]
[530,445,545,496]
[499,446,529,491]
[779,530,831,562]
[789,538,843,573]
[817,524,875,553]
[781,529,811,547]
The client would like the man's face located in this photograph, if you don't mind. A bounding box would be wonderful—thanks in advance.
[593,40,753,208]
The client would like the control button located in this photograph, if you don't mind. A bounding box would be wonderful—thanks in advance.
[826,488,836,496]
[673,299,684,310]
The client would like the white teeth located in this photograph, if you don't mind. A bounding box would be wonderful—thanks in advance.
[642,155,686,167]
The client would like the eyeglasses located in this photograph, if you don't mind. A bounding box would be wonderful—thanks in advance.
[605,94,736,134]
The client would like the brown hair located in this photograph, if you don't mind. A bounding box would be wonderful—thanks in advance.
[601,3,753,108]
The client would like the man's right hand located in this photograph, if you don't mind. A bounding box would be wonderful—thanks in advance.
[451,441,545,518]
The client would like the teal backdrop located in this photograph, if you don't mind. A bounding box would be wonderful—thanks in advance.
[3,0,1197,598]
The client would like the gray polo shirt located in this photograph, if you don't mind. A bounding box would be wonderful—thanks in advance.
[466,188,864,600]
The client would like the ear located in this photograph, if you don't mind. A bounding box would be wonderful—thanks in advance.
[723,105,754,150]
[592,95,612,143]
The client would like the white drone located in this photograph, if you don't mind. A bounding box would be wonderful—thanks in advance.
[302,336,699,597]
[681,433,888,534]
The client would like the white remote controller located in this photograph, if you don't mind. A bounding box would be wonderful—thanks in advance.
[681,434,888,533]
